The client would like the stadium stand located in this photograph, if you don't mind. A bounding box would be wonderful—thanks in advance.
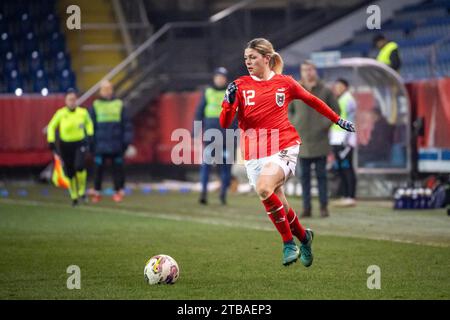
[1,0,449,175]
[321,0,450,81]
[0,0,77,94]
[57,0,130,91]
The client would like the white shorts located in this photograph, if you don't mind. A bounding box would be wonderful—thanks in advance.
[244,144,300,187]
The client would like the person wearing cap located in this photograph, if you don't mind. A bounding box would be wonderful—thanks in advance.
[373,34,401,72]
[47,89,94,206]
[194,67,233,205]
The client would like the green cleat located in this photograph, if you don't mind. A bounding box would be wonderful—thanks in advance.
[282,240,299,266]
[300,229,314,267]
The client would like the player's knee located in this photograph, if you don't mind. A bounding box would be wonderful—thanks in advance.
[255,180,273,199]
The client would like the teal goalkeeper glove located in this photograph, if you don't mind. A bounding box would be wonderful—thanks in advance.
[337,118,356,132]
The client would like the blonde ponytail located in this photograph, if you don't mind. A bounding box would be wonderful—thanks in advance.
[270,52,284,74]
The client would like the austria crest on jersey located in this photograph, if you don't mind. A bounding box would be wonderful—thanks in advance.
[276,89,285,107]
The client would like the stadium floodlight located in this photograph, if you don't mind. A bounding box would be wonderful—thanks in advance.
[41,88,49,96]
[15,88,23,96]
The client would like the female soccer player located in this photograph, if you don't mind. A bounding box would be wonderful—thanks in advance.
[220,38,355,266]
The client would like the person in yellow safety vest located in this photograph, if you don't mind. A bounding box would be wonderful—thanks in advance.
[194,67,233,205]
[47,89,94,206]
[329,78,357,207]
[89,80,133,203]
[373,34,401,72]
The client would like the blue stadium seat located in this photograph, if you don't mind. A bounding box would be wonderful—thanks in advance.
[27,50,44,74]
[401,61,431,80]
[436,42,450,61]
[413,23,450,38]
[0,32,11,54]
[32,69,49,93]
[382,20,416,32]
[23,32,39,54]
[43,13,60,34]
[48,32,66,54]
[397,36,441,48]
[2,51,18,74]
[1,0,69,93]
[54,51,71,73]
[5,69,24,93]
[395,7,448,23]
[13,39,28,59]
[403,0,450,12]
[401,54,429,65]
[424,16,450,26]
[58,69,76,92]
[18,12,33,34]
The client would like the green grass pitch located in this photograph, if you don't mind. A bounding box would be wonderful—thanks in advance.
[0,185,449,299]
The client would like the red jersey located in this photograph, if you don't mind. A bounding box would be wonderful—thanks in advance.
[220,72,340,160]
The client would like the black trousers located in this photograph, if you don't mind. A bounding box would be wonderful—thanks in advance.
[94,153,125,192]
[59,141,87,178]
[332,145,356,198]
[299,156,328,209]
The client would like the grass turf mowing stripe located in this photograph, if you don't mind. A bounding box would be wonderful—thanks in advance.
[1,198,449,248]
[0,200,449,299]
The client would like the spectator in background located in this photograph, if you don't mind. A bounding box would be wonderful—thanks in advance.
[289,60,340,218]
[194,67,233,205]
[358,107,394,167]
[47,90,94,206]
[373,34,401,72]
[89,80,133,203]
[330,78,357,207]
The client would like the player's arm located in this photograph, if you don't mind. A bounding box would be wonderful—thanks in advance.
[220,81,239,128]
[290,79,355,132]
[47,110,62,152]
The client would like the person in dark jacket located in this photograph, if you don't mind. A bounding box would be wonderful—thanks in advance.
[89,80,133,203]
[288,60,340,218]
[194,67,232,205]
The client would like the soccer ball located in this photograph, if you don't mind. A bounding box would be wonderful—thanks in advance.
[144,254,180,285]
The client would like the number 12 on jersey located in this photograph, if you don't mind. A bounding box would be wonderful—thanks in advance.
[242,90,255,106]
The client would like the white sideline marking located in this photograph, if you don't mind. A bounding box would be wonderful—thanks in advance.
[0,198,448,248]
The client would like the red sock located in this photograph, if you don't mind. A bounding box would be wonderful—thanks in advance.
[262,193,293,243]
[286,207,307,243]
